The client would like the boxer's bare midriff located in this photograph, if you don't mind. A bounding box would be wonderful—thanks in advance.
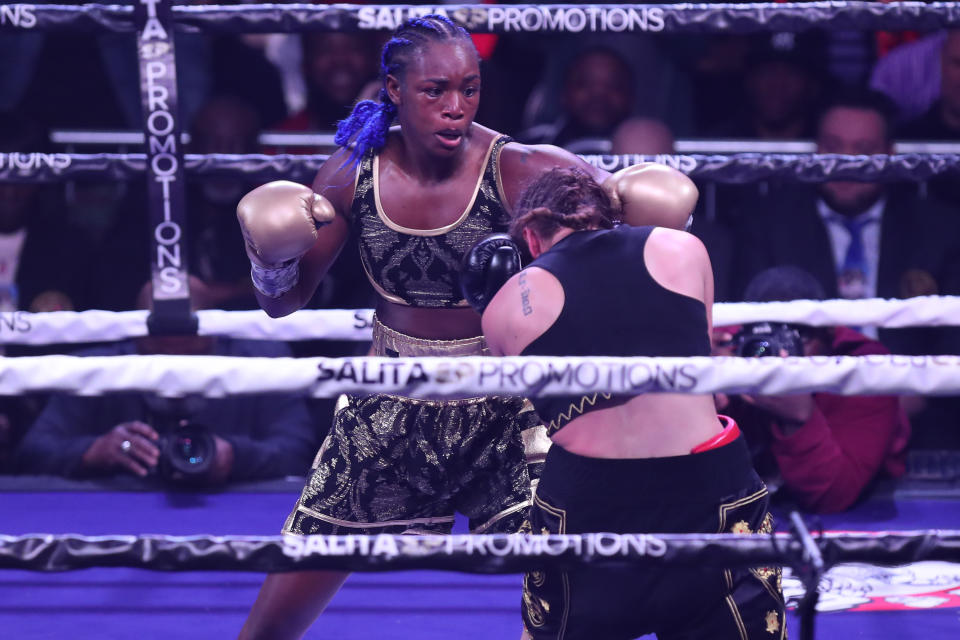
[376,300,483,340]
[550,393,723,459]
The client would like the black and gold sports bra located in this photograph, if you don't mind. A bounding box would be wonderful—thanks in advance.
[521,226,710,434]
[351,135,513,308]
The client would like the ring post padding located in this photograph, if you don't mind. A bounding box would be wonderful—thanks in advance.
[135,0,197,335]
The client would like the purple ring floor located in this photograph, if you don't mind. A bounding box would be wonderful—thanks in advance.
[2,486,958,639]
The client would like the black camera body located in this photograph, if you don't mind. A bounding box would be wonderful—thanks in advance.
[157,421,217,482]
[734,322,804,358]
[144,396,218,483]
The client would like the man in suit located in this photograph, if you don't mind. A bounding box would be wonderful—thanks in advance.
[731,88,960,447]
[732,88,960,355]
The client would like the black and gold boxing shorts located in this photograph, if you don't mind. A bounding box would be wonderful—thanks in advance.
[522,436,785,640]
[284,393,543,535]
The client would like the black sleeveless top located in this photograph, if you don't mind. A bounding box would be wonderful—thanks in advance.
[520,225,711,434]
[351,135,513,308]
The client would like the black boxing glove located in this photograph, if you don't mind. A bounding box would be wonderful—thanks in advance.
[459,234,522,314]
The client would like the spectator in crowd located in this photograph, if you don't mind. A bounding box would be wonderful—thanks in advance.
[201,33,290,130]
[470,33,549,136]
[714,266,910,513]
[697,32,828,231]
[871,30,947,123]
[518,47,635,154]
[0,30,44,113]
[96,15,287,132]
[899,30,960,140]
[730,88,960,448]
[90,95,264,311]
[14,35,128,130]
[0,112,94,315]
[274,32,380,136]
[14,276,317,484]
[688,34,752,136]
[184,95,262,309]
[731,88,960,353]
[0,113,95,472]
[898,30,960,206]
[708,31,826,140]
[610,117,676,155]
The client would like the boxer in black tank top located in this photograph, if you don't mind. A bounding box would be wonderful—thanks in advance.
[481,168,784,640]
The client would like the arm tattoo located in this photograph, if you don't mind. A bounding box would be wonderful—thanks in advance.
[518,272,533,316]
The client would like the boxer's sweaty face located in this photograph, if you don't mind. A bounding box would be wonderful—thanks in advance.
[393,41,481,156]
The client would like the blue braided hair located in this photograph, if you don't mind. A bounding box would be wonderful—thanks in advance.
[334,14,473,166]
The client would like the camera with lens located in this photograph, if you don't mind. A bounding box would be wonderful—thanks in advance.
[157,420,217,482]
[734,322,804,358]
[145,397,218,483]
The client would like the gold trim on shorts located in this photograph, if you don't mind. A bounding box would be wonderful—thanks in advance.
[471,499,533,534]
[521,424,551,465]
[371,314,488,357]
[292,503,456,530]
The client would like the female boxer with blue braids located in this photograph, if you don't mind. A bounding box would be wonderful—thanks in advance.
[235,15,698,639]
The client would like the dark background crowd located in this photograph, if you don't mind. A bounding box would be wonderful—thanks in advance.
[1,2,959,513]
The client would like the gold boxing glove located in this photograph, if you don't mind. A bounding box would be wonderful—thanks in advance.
[236,180,336,297]
[602,162,698,230]
[237,180,336,267]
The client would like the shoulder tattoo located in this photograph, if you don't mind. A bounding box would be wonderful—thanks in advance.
[518,272,533,316]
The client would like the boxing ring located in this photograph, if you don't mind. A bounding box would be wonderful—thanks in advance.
[3,2,960,639]
[0,482,956,639]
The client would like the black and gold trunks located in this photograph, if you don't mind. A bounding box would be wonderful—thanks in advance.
[283,320,550,536]
[522,436,785,640]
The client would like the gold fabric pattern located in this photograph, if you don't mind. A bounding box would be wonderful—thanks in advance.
[284,316,545,536]
[283,389,542,535]
[354,136,514,308]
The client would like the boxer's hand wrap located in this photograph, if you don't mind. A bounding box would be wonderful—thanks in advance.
[250,260,300,299]
[460,234,522,314]
[602,163,698,231]
[237,180,336,298]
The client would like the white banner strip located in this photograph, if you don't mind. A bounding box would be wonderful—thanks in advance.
[1,297,958,345]
[1,354,958,398]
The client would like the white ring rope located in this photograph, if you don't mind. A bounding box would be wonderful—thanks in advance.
[2,296,958,345]
[1,354,957,398]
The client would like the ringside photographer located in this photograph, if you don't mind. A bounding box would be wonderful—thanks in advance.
[13,277,318,486]
[713,266,911,513]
